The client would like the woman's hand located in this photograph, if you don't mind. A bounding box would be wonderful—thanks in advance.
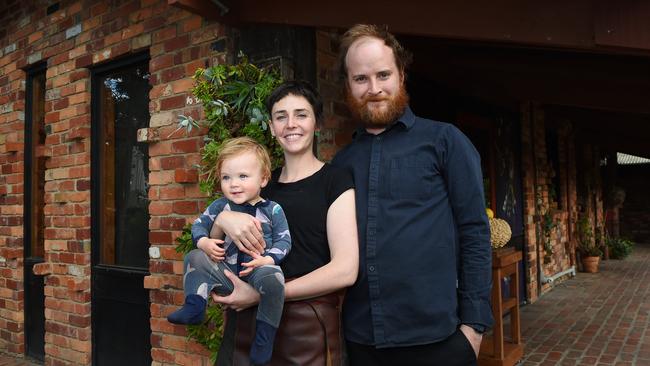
[211,270,261,311]
[214,211,266,256]
[196,237,225,262]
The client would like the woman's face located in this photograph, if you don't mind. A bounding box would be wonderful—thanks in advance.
[269,94,318,156]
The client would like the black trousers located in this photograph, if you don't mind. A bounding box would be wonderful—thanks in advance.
[346,329,477,366]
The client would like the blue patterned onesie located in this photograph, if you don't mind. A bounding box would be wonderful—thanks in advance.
[185,198,291,328]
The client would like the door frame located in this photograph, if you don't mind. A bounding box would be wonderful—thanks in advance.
[23,61,48,362]
[90,51,152,365]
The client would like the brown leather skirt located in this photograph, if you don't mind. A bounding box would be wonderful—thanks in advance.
[232,290,345,366]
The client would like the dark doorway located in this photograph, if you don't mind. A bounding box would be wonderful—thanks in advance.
[24,63,47,362]
[91,53,152,365]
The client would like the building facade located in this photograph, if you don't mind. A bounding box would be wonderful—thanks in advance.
[1,0,649,365]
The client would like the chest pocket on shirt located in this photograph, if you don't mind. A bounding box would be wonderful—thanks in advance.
[388,157,436,199]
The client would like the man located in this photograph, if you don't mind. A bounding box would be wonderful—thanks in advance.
[332,24,493,366]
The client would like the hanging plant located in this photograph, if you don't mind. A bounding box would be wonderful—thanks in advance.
[172,54,283,363]
[176,54,284,197]
[535,186,557,263]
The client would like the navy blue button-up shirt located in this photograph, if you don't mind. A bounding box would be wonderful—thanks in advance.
[332,107,493,348]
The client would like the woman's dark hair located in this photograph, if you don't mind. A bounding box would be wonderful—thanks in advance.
[266,80,324,127]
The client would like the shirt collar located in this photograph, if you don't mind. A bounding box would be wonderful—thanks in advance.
[353,106,416,139]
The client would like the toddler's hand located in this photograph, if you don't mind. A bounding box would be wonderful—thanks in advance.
[239,253,274,277]
[197,237,226,262]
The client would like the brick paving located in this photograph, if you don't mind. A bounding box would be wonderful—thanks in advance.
[520,243,650,366]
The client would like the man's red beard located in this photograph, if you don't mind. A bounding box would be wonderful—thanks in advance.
[345,85,409,129]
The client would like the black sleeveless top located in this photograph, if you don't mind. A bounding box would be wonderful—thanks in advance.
[262,163,354,278]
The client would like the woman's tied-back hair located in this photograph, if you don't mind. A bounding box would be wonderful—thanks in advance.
[265,80,324,127]
[215,136,272,184]
[337,24,413,81]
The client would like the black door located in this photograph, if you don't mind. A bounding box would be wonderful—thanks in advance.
[24,63,47,362]
[91,53,152,365]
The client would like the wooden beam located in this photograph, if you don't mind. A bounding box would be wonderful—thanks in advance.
[179,0,650,55]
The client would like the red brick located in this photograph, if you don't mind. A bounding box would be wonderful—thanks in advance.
[182,16,202,33]
[160,217,187,230]
[149,171,175,185]
[150,231,173,244]
[69,69,89,82]
[67,126,90,140]
[143,17,166,33]
[149,201,173,216]
[172,200,199,214]
[111,41,130,58]
[152,348,175,363]
[160,94,186,110]
[159,66,185,84]
[150,54,174,72]
[75,54,93,68]
[164,35,190,53]
[171,139,199,153]
[159,185,185,200]
[68,315,90,328]
[174,168,198,183]
[153,26,177,43]
[160,156,185,170]
[184,59,206,77]
[144,275,162,289]
[50,52,70,66]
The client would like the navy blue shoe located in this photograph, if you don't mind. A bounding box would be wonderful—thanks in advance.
[167,295,207,325]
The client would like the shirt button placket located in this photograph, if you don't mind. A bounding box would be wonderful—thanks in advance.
[367,135,384,344]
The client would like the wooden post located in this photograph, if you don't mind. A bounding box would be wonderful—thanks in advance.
[478,248,524,366]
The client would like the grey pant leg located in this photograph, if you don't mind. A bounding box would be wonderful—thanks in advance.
[183,249,235,298]
[246,265,285,327]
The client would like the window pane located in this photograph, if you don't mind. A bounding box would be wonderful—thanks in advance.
[26,71,46,259]
[98,63,151,268]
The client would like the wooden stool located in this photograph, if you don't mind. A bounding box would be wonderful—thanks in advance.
[478,248,524,366]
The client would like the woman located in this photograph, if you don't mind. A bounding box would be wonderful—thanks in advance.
[212,80,359,365]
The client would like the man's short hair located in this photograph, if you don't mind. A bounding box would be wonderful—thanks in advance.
[337,24,413,81]
[215,136,272,183]
[265,80,324,127]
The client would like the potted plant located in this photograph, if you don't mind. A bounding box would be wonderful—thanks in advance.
[576,216,602,273]
[606,236,634,260]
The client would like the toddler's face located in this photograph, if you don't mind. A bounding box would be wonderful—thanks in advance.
[219,151,268,205]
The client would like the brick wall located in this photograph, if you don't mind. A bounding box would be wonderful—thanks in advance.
[0,0,223,364]
[314,29,354,161]
[520,104,580,302]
